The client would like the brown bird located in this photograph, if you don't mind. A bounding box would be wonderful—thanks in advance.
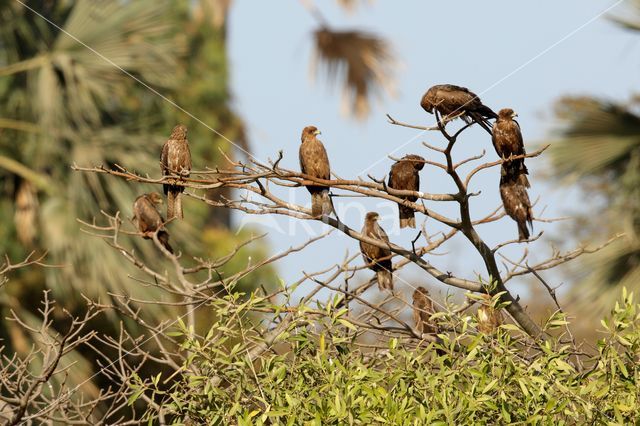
[359,212,393,291]
[420,84,497,134]
[492,108,529,188]
[388,154,425,228]
[161,124,191,220]
[133,193,174,254]
[413,287,436,335]
[299,125,333,217]
[477,294,503,334]
[499,166,533,241]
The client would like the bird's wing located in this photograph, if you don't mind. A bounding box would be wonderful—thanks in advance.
[160,140,170,176]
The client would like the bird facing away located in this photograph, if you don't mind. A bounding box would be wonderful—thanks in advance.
[420,84,497,134]
[133,193,174,254]
[161,124,192,220]
[492,108,530,188]
[299,125,334,217]
[477,293,503,334]
[359,212,393,291]
[413,287,436,335]
[499,166,533,241]
[388,154,425,228]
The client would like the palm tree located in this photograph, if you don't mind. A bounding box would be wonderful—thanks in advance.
[546,0,640,317]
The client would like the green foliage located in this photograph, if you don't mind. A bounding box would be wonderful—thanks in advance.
[132,289,640,425]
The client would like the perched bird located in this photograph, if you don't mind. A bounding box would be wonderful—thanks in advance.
[499,166,533,241]
[133,193,174,254]
[388,154,425,228]
[420,84,497,134]
[161,124,191,220]
[359,212,393,291]
[492,108,529,188]
[413,287,436,335]
[477,293,503,334]
[299,125,333,217]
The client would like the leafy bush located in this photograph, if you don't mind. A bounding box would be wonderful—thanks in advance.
[131,288,640,425]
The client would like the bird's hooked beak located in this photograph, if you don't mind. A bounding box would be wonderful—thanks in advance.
[512,112,518,119]
[314,129,322,136]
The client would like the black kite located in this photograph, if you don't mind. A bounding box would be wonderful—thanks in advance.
[388,154,425,228]
[499,166,533,241]
[420,84,497,134]
[161,124,191,220]
[492,108,529,187]
[413,286,436,335]
[133,192,173,254]
[477,294,503,334]
[299,125,334,217]
[359,212,393,291]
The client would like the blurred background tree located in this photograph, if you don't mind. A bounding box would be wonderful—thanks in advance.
[0,0,395,418]
[544,3,640,325]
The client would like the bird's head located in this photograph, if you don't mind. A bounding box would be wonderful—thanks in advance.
[147,192,163,205]
[170,124,188,140]
[420,92,434,113]
[365,211,380,223]
[413,286,429,299]
[498,108,517,120]
[403,154,426,171]
[301,125,321,142]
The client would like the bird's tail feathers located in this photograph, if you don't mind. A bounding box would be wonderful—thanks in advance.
[376,269,393,291]
[467,111,494,135]
[399,204,416,229]
[311,190,334,218]
[158,231,174,254]
[476,104,498,120]
[517,220,530,241]
[167,191,183,220]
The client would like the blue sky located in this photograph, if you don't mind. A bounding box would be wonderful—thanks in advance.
[226,0,639,302]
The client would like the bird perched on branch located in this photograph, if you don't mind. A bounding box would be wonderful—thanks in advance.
[388,154,425,228]
[299,125,334,217]
[161,124,191,220]
[413,287,436,335]
[359,212,393,291]
[477,293,503,334]
[499,166,533,241]
[420,84,497,134]
[133,193,173,254]
[492,108,529,188]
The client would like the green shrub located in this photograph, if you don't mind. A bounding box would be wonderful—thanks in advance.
[131,289,640,425]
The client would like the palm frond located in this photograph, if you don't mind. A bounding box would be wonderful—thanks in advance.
[312,28,396,120]
[548,96,640,179]
[335,0,371,14]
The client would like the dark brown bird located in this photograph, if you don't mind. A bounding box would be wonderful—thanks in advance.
[388,154,425,228]
[413,287,436,335]
[133,193,174,254]
[161,124,191,220]
[477,294,503,334]
[492,108,529,188]
[359,212,393,291]
[499,166,533,241]
[299,125,333,217]
[420,84,497,134]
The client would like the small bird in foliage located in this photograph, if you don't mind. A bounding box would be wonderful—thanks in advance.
[492,108,529,188]
[420,84,497,134]
[499,165,533,241]
[413,287,436,335]
[161,124,191,220]
[359,212,393,291]
[388,154,425,228]
[299,125,334,217]
[477,293,503,334]
[133,193,173,254]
